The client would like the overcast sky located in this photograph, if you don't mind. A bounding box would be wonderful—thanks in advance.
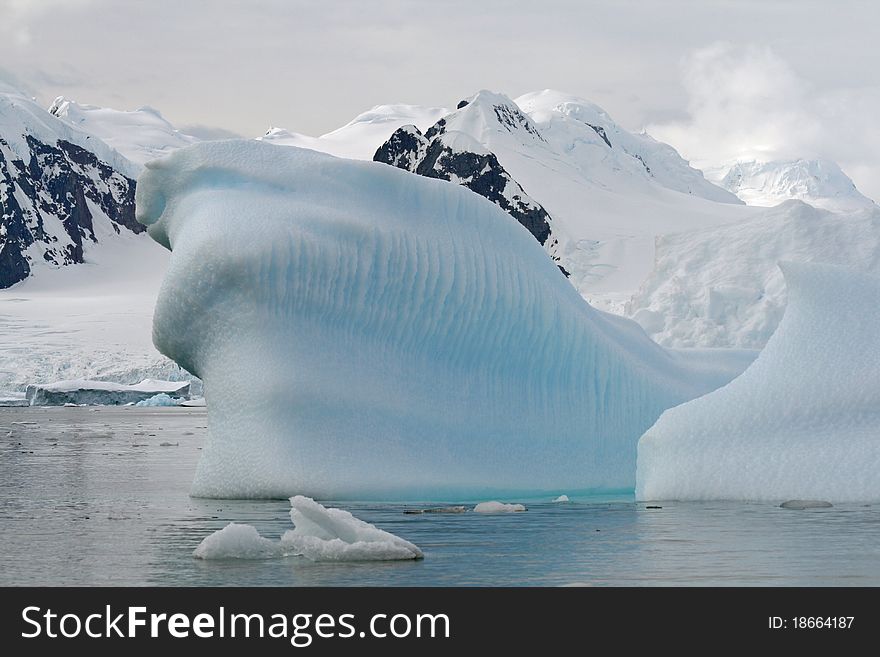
[1,0,878,198]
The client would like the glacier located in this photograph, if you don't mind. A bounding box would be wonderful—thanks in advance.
[136,140,752,499]
[626,201,880,348]
[636,263,880,502]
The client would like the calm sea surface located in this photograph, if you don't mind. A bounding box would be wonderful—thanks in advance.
[2,407,878,586]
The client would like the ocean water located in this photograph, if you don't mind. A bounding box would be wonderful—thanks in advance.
[1,406,879,586]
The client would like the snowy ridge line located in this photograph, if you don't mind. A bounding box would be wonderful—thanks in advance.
[637,263,880,502]
[137,140,750,499]
[712,159,876,212]
[49,96,199,168]
[516,90,742,205]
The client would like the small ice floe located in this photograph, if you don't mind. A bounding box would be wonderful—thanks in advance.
[473,501,526,513]
[403,506,467,515]
[780,500,833,510]
[193,523,281,559]
[180,398,206,407]
[553,494,570,503]
[193,496,422,562]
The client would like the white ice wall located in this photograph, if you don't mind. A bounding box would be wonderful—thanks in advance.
[637,263,880,502]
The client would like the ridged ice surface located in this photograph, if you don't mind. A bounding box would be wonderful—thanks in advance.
[637,263,880,502]
[136,141,747,499]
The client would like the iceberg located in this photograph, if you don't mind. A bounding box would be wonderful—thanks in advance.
[136,140,749,499]
[637,263,880,502]
[25,378,190,406]
[193,496,422,561]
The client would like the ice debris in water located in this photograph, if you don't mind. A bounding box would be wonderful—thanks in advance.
[193,496,422,561]
[193,523,281,559]
[473,501,526,513]
[553,494,570,503]
[281,496,423,561]
[403,506,467,514]
[135,393,182,407]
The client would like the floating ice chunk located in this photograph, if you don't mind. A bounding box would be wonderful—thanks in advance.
[553,494,570,503]
[403,506,467,514]
[193,523,281,560]
[637,263,880,502]
[473,501,526,513]
[26,378,189,406]
[193,497,422,562]
[281,496,422,561]
[135,393,182,407]
[180,397,206,407]
[136,140,750,499]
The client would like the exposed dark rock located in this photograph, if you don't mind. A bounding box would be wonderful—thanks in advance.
[492,103,546,142]
[374,100,573,277]
[633,153,652,175]
[586,122,612,148]
[375,126,553,248]
[0,133,138,288]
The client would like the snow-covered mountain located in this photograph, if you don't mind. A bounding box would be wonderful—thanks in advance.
[515,89,740,204]
[4,81,879,400]
[259,104,447,160]
[374,122,563,270]
[708,159,876,212]
[0,87,145,288]
[373,90,745,300]
[48,96,199,166]
[0,86,178,393]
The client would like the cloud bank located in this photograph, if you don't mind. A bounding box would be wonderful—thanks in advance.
[650,43,880,201]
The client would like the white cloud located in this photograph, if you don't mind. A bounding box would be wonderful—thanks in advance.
[0,0,96,46]
[650,42,880,201]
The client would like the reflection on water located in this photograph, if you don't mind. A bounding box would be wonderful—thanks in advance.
[1,406,879,586]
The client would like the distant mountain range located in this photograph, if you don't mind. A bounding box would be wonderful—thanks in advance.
[707,158,874,213]
[1,81,877,391]
[0,89,147,288]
